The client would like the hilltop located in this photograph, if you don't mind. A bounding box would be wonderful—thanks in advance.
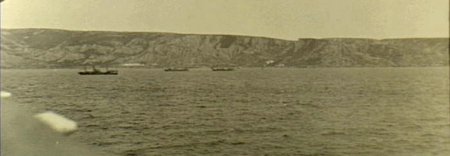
[1,28,448,68]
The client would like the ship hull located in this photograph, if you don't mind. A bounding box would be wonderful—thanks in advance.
[164,68,189,72]
[211,68,234,71]
[78,72,118,75]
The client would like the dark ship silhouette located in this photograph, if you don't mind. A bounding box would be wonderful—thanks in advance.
[211,67,234,71]
[78,66,118,75]
[164,67,189,72]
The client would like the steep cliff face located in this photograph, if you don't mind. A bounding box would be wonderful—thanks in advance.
[1,29,448,68]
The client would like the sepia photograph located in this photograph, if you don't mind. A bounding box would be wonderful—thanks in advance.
[1,0,449,155]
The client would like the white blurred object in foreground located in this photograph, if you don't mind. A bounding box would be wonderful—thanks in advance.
[1,91,12,98]
[34,111,78,134]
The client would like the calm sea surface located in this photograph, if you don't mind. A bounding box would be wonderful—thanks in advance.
[2,67,450,156]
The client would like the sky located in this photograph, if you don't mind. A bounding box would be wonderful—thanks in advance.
[1,0,448,40]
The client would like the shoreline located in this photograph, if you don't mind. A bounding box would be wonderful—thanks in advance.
[1,66,449,70]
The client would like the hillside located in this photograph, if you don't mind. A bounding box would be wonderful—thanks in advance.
[1,28,448,68]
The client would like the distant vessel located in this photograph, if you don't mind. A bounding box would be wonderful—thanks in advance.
[164,67,189,72]
[211,67,234,71]
[78,66,118,75]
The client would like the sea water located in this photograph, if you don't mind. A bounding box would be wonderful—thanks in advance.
[1,67,449,155]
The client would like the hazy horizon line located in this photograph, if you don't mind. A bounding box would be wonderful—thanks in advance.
[2,27,449,41]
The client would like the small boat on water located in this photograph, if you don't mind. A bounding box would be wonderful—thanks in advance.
[78,66,118,75]
[164,67,189,72]
[211,67,234,71]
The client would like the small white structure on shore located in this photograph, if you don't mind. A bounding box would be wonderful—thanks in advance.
[121,63,145,67]
[275,63,285,67]
[34,111,78,134]
[265,60,275,65]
